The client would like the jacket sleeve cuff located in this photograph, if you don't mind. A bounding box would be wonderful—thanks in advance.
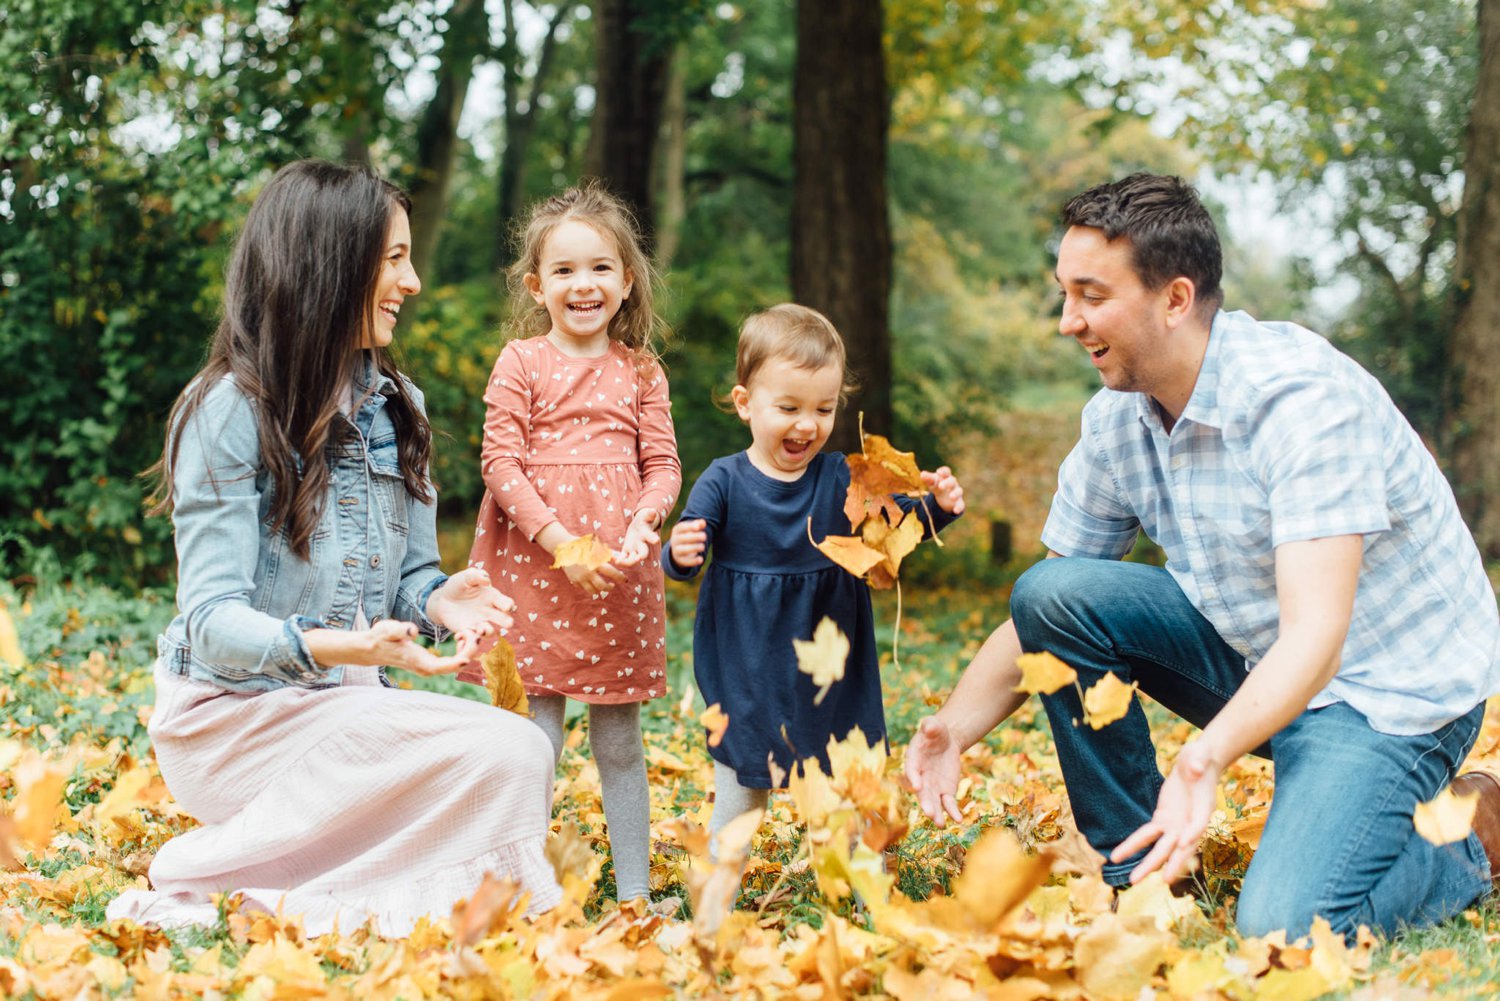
[400,572,451,641]
[278,616,331,685]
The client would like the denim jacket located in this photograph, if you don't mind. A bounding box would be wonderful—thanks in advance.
[159,359,449,692]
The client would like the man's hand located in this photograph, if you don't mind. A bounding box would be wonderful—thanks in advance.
[905,716,966,824]
[1111,737,1223,884]
[920,466,966,516]
[668,518,708,569]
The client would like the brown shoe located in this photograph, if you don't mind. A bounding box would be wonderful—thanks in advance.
[1451,770,1500,885]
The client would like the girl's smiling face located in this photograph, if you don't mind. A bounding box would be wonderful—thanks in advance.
[732,356,843,481]
[524,219,633,356]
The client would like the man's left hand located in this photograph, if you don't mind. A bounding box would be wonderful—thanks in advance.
[1111,737,1223,885]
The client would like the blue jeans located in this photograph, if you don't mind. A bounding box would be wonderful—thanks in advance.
[1010,557,1490,939]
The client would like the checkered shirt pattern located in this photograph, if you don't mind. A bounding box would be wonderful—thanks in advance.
[1042,310,1500,735]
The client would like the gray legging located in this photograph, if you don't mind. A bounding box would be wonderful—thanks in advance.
[530,695,651,902]
[709,760,769,861]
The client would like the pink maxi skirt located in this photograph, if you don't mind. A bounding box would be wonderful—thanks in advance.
[106,661,562,936]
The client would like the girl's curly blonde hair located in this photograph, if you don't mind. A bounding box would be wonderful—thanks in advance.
[506,180,665,361]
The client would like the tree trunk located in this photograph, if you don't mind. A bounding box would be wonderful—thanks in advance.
[652,46,687,270]
[497,0,574,265]
[407,0,488,278]
[1450,0,1500,558]
[792,0,891,454]
[584,0,674,241]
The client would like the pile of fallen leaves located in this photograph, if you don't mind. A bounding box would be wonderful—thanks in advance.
[5,576,1500,997]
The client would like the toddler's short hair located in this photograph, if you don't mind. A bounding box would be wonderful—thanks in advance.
[735,304,856,402]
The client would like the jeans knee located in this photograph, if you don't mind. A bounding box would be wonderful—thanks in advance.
[1011,557,1119,650]
[1236,875,1358,942]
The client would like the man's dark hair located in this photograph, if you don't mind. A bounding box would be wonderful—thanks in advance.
[1061,173,1224,315]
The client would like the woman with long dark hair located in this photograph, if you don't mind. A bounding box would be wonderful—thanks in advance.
[107,160,561,935]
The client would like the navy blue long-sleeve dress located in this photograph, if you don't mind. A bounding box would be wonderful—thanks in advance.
[663,451,955,788]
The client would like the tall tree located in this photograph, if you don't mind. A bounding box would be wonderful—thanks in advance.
[1451,0,1500,557]
[792,0,891,451]
[584,0,677,237]
[408,0,490,276]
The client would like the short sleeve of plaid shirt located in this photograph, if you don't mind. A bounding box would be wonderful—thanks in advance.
[1044,426,1141,560]
[1247,372,1391,547]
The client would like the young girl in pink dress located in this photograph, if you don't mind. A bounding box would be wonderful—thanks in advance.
[463,183,680,905]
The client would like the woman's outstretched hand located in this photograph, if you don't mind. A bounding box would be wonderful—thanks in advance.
[426,567,515,662]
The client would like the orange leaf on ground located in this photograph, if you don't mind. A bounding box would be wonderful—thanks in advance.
[1014,652,1078,695]
[1414,785,1479,846]
[551,534,612,571]
[699,703,729,748]
[1082,673,1137,729]
[952,827,1052,928]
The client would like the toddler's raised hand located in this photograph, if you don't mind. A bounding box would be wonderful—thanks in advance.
[921,465,966,516]
[668,518,708,569]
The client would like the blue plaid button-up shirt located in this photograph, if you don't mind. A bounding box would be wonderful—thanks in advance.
[1042,309,1500,735]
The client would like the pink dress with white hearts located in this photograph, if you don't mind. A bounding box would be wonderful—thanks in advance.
[462,336,680,703]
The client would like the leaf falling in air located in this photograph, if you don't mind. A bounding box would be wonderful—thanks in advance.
[482,637,529,715]
[699,703,729,748]
[1014,651,1079,695]
[794,617,850,706]
[1081,673,1136,729]
[1414,785,1479,846]
[861,509,925,590]
[0,602,23,668]
[550,534,612,571]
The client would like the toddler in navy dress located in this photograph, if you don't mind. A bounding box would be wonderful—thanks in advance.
[663,303,967,858]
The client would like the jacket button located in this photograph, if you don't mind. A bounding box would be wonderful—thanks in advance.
[370,554,382,568]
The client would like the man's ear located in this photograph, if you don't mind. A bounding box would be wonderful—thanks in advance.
[1164,275,1197,328]
[730,384,751,421]
[523,272,544,304]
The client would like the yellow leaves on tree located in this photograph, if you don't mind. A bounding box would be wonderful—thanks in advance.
[793,617,849,706]
[1013,651,1078,695]
[481,638,530,715]
[551,534,612,571]
[1414,784,1479,846]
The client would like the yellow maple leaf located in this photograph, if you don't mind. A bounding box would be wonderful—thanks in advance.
[1414,785,1479,846]
[1073,912,1171,1001]
[481,638,529,715]
[699,703,729,748]
[794,617,850,706]
[1013,651,1078,695]
[1082,673,1137,729]
[550,534,612,571]
[860,508,924,589]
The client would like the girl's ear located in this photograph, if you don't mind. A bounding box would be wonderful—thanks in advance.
[622,268,634,301]
[730,384,752,421]
[523,272,544,304]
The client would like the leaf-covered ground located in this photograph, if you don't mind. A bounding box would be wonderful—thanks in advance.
[3,572,1500,1000]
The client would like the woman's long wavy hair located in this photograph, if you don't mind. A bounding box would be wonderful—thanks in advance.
[147,159,433,559]
[506,180,665,362]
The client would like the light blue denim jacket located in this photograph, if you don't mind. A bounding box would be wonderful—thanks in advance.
[159,358,449,692]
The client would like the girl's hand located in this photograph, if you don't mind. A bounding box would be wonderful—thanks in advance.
[615,511,661,568]
[668,518,708,569]
[564,559,626,597]
[921,466,966,516]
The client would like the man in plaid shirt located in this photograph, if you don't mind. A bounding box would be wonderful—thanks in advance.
[906,173,1500,939]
